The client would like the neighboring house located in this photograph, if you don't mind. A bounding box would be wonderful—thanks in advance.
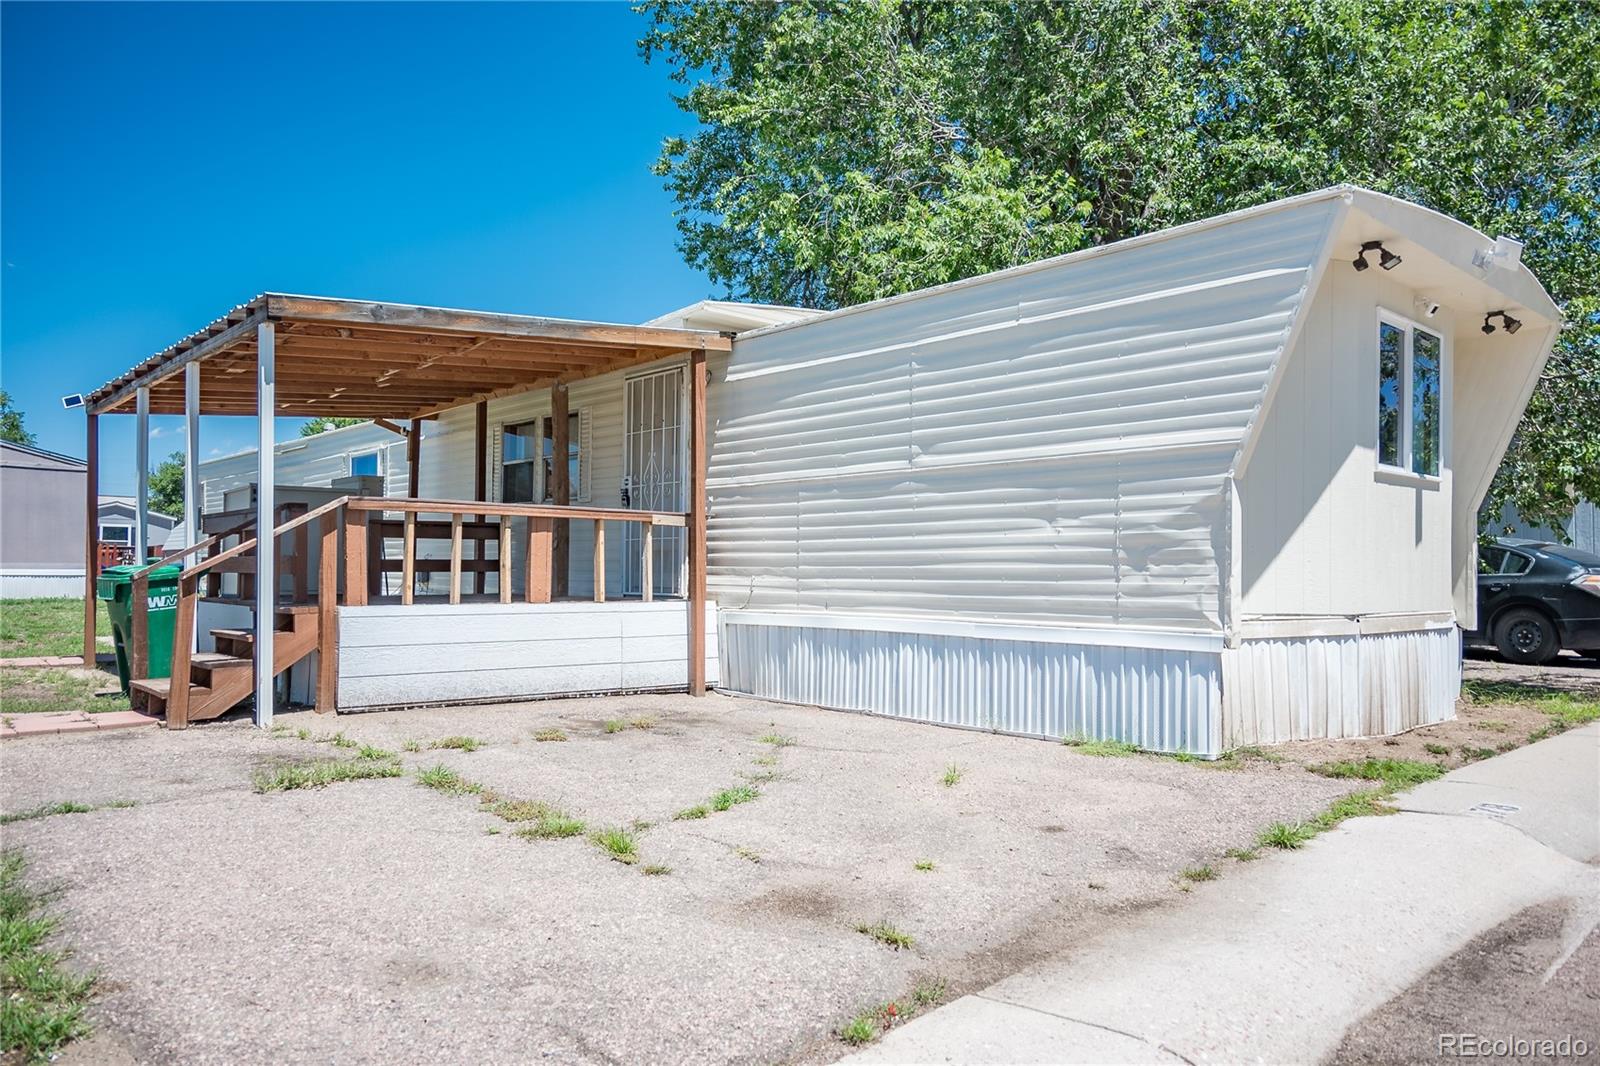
[0,440,87,598]
[198,419,408,513]
[78,187,1560,755]
[96,496,177,564]
[1494,499,1600,555]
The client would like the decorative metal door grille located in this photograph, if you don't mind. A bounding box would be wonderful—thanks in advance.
[623,366,686,597]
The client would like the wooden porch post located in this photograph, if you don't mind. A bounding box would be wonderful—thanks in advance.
[688,349,707,696]
[82,412,98,666]
[551,382,570,598]
[407,418,422,498]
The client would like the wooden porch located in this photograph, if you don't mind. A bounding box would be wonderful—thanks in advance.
[82,294,730,728]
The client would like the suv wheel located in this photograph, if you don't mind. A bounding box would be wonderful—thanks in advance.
[1494,608,1560,665]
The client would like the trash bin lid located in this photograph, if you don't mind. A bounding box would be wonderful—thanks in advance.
[98,564,143,583]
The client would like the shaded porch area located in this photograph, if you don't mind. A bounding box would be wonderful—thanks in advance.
[80,294,730,727]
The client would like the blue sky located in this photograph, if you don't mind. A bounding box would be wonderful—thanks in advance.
[1,1,712,492]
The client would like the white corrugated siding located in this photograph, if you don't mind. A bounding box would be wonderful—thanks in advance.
[1221,626,1460,747]
[709,199,1341,630]
[199,422,407,513]
[720,615,1222,755]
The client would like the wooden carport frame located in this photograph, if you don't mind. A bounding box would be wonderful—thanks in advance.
[81,293,731,725]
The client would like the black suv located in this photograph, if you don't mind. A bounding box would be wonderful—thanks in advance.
[1466,539,1600,665]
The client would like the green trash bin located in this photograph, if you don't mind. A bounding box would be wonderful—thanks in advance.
[98,563,182,695]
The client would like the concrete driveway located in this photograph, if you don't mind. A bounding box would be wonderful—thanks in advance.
[0,692,1358,1065]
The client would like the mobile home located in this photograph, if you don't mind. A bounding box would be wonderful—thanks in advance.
[79,187,1559,754]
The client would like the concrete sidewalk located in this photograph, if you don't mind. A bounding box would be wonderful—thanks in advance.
[843,724,1600,1065]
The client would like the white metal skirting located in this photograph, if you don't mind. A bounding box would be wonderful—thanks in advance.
[718,614,1223,755]
[0,570,86,599]
[1221,626,1460,747]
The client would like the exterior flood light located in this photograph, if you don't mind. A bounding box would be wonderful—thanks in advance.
[1352,240,1401,272]
[1482,310,1523,335]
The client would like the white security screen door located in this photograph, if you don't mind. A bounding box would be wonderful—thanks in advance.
[623,366,687,597]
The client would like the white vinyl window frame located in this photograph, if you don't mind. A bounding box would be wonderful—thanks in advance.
[348,449,382,478]
[99,524,132,545]
[1374,307,1450,481]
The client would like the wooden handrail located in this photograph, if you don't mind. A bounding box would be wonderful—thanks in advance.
[130,516,256,581]
[185,496,354,580]
[345,495,687,527]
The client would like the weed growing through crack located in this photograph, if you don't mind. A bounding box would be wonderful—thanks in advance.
[643,864,672,876]
[733,846,762,864]
[629,716,657,730]
[1064,738,1140,757]
[1180,865,1218,883]
[0,802,96,825]
[674,804,710,821]
[710,785,759,811]
[533,728,568,742]
[602,720,627,734]
[1423,742,1451,756]
[1309,758,1443,788]
[913,860,935,872]
[254,758,402,793]
[415,764,482,795]
[759,732,795,747]
[1257,821,1317,850]
[1224,847,1259,862]
[402,738,421,753]
[1460,746,1497,762]
[941,763,964,787]
[429,736,483,752]
[590,826,639,864]
[857,920,914,950]
[296,728,312,741]
[752,753,778,767]
[356,744,394,761]
[838,1013,877,1046]
[516,813,586,840]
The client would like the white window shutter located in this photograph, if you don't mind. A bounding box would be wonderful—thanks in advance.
[488,421,504,502]
[578,407,593,502]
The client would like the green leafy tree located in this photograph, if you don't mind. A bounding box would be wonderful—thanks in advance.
[0,389,36,446]
[148,451,185,518]
[640,0,1599,536]
[300,417,365,438]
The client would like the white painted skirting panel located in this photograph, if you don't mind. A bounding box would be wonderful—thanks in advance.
[0,570,86,599]
[718,613,1222,756]
[337,600,719,710]
[1221,625,1459,747]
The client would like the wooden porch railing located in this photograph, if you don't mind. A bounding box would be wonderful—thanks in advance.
[133,495,691,726]
[345,497,687,607]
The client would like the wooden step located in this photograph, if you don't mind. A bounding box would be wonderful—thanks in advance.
[200,598,318,614]
[191,653,252,677]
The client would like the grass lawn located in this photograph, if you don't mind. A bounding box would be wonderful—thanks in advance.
[1,599,128,716]
[0,598,111,660]
[1,666,130,716]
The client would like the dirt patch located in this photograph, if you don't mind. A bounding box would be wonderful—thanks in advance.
[1264,698,1556,772]
[1330,899,1600,1064]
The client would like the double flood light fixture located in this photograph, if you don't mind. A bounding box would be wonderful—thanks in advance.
[1352,240,1402,272]
[1482,310,1522,335]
